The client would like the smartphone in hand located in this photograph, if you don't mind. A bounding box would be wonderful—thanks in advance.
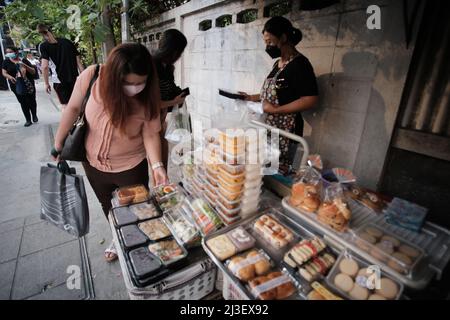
[180,87,190,97]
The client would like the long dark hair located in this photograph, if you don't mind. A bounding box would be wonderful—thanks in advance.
[262,16,303,46]
[154,29,187,71]
[99,43,160,133]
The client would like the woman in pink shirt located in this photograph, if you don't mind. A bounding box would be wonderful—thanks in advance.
[53,43,168,262]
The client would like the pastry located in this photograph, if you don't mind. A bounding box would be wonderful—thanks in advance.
[218,179,243,193]
[334,273,354,293]
[253,215,294,249]
[375,278,399,300]
[267,272,296,300]
[247,250,271,276]
[148,240,185,264]
[298,253,336,282]
[138,219,171,241]
[356,232,377,251]
[398,245,421,259]
[380,235,401,248]
[290,182,321,213]
[249,276,277,300]
[317,198,351,232]
[388,252,412,273]
[339,258,359,277]
[368,294,386,300]
[364,227,383,239]
[206,234,237,261]
[228,256,256,282]
[284,238,327,266]
[370,243,394,263]
[349,284,369,300]
[227,227,256,252]
[307,290,325,300]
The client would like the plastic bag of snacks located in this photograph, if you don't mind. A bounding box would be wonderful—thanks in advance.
[289,166,322,213]
[317,183,352,232]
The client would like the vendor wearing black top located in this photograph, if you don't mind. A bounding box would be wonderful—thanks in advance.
[154,29,188,169]
[241,16,319,174]
[1,46,38,127]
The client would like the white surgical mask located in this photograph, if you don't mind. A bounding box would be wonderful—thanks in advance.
[123,83,147,97]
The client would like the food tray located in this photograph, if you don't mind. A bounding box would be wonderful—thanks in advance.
[351,223,425,276]
[203,208,333,300]
[114,184,150,206]
[282,197,450,289]
[189,198,223,236]
[111,200,162,228]
[326,250,404,300]
[158,193,185,213]
[219,162,245,175]
[163,206,201,248]
[153,184,178,203]
[217,183,243,202]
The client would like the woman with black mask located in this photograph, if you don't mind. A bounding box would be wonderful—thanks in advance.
[153,29,188,169]
[240,16,319,175]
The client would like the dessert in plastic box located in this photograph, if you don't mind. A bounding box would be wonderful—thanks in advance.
[253,214,295,249]
[241,203,259,218]
[220,141,246,156]
[138,218,172,241]
[353,223,424,274]
[206,234,237,261]
[216,199,241,216]
[129,202,160,220]
[206,167,218,179]
[217,176,244,193]
[218,148,246,165]
[205,172,218,187]
[219,162,245,175]
[163,208,200,246]
[120,225,148,249]
[289,167,322,213]
[217,208,241,225]
[217,192,241,210]
[283,237,327,267]
[204,179,217,196]
[242,187,262,200]
[219,128,246,146]
[226,249,272,282]
[148,239,187,265]
[217,184,243,201]
[129,247,162,278]
[327,252,403,300]
[190,198,223,235]
[218,167,245,185]
[112,206,138,226]
[117,185,149,205]
[159,193,184,213]
[244,178,263,190]
[298,252,336,282]
[248,271,297,300]
[154,184,177,202]
[317,183,351,232]
[227,227,256,252]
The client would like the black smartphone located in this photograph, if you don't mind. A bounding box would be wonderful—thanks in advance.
[180,87,190,97]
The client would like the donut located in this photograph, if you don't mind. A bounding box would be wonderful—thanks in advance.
[339,258,359,277]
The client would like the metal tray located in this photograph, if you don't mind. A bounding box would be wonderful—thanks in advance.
[282,197,450,290]
[202,208,346,300]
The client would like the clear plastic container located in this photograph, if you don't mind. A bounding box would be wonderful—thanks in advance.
[241,191,261,207]
[253,214,296,250]
[204,189,217,207]
[326,251,404,300]
[219,128,246,146]
[205,171,218,187]
[192,175,205,191]
[241,203,259,218]
[206,167,218,179]
[217,207,241,226]
[129,202,161,220]
[217,191,242,210]
[163,208,200,246]
[243,184,263,198]
[246,269,299,300]
[217,175,244,193]
[218,167,245,185]
[351,223,424,276]
[159,193,185,213]
[116,184,150,206]
[244,177,263,190]
[218,162,245,175]
[217,184,243,202]
[153,184,178,203]
[216,198,241,218]
[190,198,223,236]
[245,169,263,181]
[148,239,188,266]
[217,148,246,165]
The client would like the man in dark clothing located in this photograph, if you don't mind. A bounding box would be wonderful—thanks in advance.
[37,24,84,109]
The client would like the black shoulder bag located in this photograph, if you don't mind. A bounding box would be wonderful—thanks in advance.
[61,64,100,162]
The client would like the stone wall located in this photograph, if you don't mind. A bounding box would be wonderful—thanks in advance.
[136,0,422,190]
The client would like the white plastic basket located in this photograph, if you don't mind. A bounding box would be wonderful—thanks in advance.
[222,271,251,300]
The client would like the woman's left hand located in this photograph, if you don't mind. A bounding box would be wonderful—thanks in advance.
[263,100,279,114]
[153,167,169,186]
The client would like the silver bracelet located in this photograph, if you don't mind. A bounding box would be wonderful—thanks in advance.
[151,162,164,170]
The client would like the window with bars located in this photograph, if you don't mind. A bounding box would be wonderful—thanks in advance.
[216,14,232,28]
[237,9,258,24]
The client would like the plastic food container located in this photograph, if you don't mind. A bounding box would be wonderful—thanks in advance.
[220,142,246,156]
[116,185,150,206]
[240,203,259,218]
[241,192,261,207]
[204,178,217,196]
[163,207,200,247]
[219,162,245,175]
[217,175,244,193]
[243,185,263,199]
[218,167,245,185]
[218,148,246,165]
[204,189,217,207]
[154,184,178,203]
[247,269,299,300]
[159,193,184,213]
[120,225,148,249]
[190,198,223,236]
[351,223,424,275]
[216,199,241,218]
[138,218,172,241]
[128,247,163,279]
[245,164,262,174]
[217,208,241,226]
[112,206,138,227]
[326,251,404,300]
[192,175,205,191]
[244,177,263,190]
[253,214,296,250]
[219,128,246,146]
[225,249,273,283]
[218,184,243,202]
[217,191,242,210]
[148,239,188,266]
[206,167,218,179]
[205,171,218,187]
[128,202,161,220]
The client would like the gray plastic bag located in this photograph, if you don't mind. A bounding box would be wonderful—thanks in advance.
[40,161,90,237]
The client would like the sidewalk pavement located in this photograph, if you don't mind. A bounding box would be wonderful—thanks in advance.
[0,83,129,300]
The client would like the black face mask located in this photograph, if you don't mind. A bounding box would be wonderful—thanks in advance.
[265,45,281,59]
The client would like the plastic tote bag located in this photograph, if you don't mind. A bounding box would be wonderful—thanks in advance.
[40,161,90,237]
[165,102,191,144]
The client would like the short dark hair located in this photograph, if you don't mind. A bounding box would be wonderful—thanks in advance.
[155,29,187,63]
[37,24,52,33]
[6,46,19,53]
[262,16,303,46]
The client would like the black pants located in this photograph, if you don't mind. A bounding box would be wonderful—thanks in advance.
[11,87,37,123]
[82,160,149,217]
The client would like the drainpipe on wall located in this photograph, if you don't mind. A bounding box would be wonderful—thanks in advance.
[121,0,131,43]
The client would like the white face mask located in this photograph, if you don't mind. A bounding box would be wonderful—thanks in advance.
[123,83,147,97]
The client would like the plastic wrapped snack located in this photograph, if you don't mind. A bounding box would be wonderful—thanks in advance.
[159,193,184,213]
[226,249,272,282]
[163,207,200,246]
[206,234,237,261]
[190,198,223,236]
[317,183,352,232]
[227,227,256,252]
[253,214,295,249]
[129,202,160,220]
[289,167,322,213]
[283,237,327,268]
[248,271,297,300]
[298,252,336,282]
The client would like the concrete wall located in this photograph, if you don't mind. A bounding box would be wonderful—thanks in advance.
[136,0,421,190]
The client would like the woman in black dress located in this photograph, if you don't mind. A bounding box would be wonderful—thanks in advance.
[153,29,188,169]
[2,46,38,127]
[241,17,319,174]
